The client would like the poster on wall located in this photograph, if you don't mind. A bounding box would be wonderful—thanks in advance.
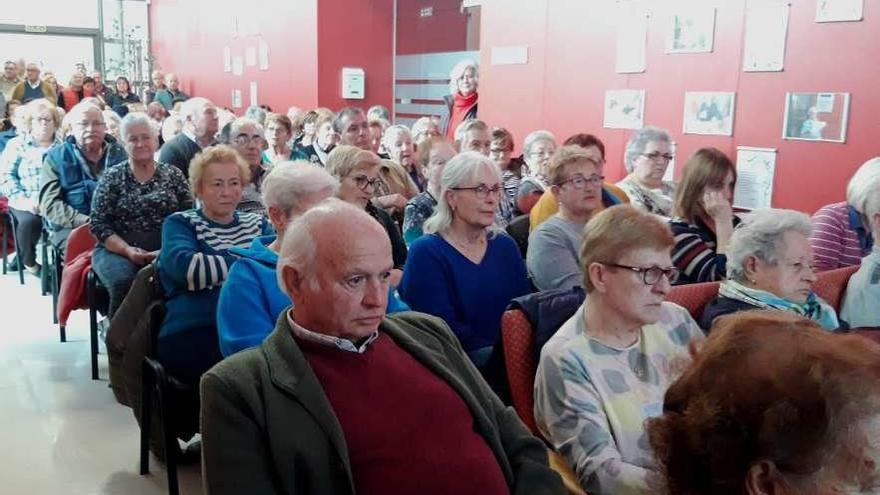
[231,89,242,109]
[734,147,777,210]
[250,82,259,107]
[223,47,231,73]
[665,8,716,54]
[245,46,257,67]
[603,90,645,129]
[615,5,648,73]
[683,92,736,136]
[258,39,270,70]
[232,56,244,76]
[782,92,850,143]
[743,3,789,72]
[816,0,864,22]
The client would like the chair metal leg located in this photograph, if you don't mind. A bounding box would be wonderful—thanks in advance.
[11,214,23,286]
[59,325,66,343]
[1,215,7,275]
[139,360,153,476]
[52,251,61,325]
[88,271,99,380]
[40,232,49,295]
[162,376,180,495]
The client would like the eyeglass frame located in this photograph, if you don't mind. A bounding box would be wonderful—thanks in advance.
[604,263,680,285]
[451,184,503,199]
[555,173,605,189]
[640,151,674,163]
[349,173,383,191]
[233,134,268,148]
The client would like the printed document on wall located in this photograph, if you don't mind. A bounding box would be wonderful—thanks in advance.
[743,3,789,72]
[615,5,648,73]
[734,147,776,210]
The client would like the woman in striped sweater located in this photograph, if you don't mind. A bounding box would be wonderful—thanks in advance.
[669,148,741,284]
[157,145,272,387]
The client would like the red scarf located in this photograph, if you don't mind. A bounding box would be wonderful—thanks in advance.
[447,91,478,138]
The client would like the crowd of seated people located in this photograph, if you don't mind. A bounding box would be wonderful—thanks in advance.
[6,56,880,495]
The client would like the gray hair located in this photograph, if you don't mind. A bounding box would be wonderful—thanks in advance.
[448,59,479,94]
[276,198,380,291]
[244,105,268,125]
[624,126,672,172]
[454,119,489,143]
[119,112,159,142]
[381,124,412,149]
[726,208,813,282]
[333,107,364,133]
[522,130,557,156]
[67,101,103,124]
[180,97,215,122]
[847,157,880,216]
[411,116,439,136]
[262,161,339,215]
[423,151,503,236]
[229,117,264,139]
[367,105,390,122]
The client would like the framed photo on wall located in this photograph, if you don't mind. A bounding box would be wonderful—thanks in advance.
[683,91,736,136]
[782,92,850,143]
[666,8,716,54]
[604,89,646,129]
[816,0,864,22]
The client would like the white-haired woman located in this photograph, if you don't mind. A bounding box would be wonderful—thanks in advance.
[616,127,676,217]
[515,130,557,215]
[410,116,441,147]
[700,208,841,331]
[810,157,880,271]
[0,98,61,273]
[441,59,479,138]
[399,151,531,370]
[382,124,425,191]
[216,162,410,357]
[90,112,193,316]
[225,117,269,214]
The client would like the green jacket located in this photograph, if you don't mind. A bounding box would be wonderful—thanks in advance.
[201,311,565,495]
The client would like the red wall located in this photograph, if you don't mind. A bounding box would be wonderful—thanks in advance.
[316,0,394,112]
[396,0,468,55]
[478,0,880,214]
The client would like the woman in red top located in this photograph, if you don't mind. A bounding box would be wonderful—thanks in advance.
[442,59,479,138]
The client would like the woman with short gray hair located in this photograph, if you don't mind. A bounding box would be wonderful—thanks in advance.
[399,151,530,371]
[90,111,193,316]
[700,208,841,331]
[616,126,676,217]
[515,130,557,214]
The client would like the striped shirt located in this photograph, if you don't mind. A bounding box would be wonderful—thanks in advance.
[810,202,872,272]
[670,216,741,285]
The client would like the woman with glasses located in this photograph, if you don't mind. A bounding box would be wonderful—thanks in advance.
[670,147,740,284]
[399,151,531,370]
[700,208,841,331]
[225,117,269,215]
[262,113,296,164]
[534,204,704,495]
[616,127,676,217]
[515,130,557,215]
[527,145,605,291]
[326,145,407,277]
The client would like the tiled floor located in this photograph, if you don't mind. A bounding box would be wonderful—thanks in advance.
[0,268,202,495]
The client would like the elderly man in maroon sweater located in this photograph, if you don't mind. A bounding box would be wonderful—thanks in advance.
[200,198,564,495]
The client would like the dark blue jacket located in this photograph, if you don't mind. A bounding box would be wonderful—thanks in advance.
[45,135,127,216]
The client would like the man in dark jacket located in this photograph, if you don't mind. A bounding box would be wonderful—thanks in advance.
[157,97,218,177]
[201,198,564,495]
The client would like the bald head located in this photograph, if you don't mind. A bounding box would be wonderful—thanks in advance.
[278,198,392,339]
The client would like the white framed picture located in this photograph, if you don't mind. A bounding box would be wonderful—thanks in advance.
[782,92,850,143]
[816,0,863,22]
[666,8,716,54]
[683,91,736,136]
[604,89,646,129]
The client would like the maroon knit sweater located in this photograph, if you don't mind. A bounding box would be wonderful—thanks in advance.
[298,332,509,495]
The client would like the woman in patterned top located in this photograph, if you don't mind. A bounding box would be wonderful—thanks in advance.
[89,112,192,316]
[157,144,272,388]
[615,127,676,218]
[0,98,61,273]
[534,205,704,495]
[402,137,456,246]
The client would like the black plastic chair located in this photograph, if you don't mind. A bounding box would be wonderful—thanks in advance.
[506,214,531,259]
[2,211,25,285]
[87,268,109,380]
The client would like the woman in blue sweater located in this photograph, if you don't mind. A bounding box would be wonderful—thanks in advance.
[216,161,410,356]
[157,145,272,386]
[399,151,532,369]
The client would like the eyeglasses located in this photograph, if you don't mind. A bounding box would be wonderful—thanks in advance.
[351,174,382,191]
[75,121,106,129]
[233,134,267,147]
[641,151,674,162]
[605,263,680,285]
[557,174,604,189]
[452,184,503,199]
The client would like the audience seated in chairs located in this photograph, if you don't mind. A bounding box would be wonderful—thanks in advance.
[326,145,408,276]
[402,136,455,246]
[157,97,218,178]
[156,144,271,390]
[615,126,676,218]
[216,162,410,357]
[648,311,880,495]
[0,98,61,274]
[223,117,269,215]
[399,151,531,370]
[527,145,606,291]
[89,112,192,317]
[810,156,880,272]
[669,147,740,284]
[700,208,842,331]
[201,198,565,495]
[39,101,127,256]
[534,204,704,495]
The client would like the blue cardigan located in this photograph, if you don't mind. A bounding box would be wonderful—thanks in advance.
[399,233,531,352]
[217,235,411,357]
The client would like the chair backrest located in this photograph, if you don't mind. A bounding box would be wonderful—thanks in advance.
[667,281,721,320]
[506,214,530,258]
[63,223,97,265]
[500,309,541,435]
[813,265,859,312]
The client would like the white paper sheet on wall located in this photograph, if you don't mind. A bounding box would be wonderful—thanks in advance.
[232,89,242,108]
[249,81,258,107]
[232,56,243,76]
[245,46,257,67]
[616,6,648,73]
[258,39,269,70]
[816,0,864,22]
[734,147,777,210]
[743,3,789,72]
[223,47,231,73]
